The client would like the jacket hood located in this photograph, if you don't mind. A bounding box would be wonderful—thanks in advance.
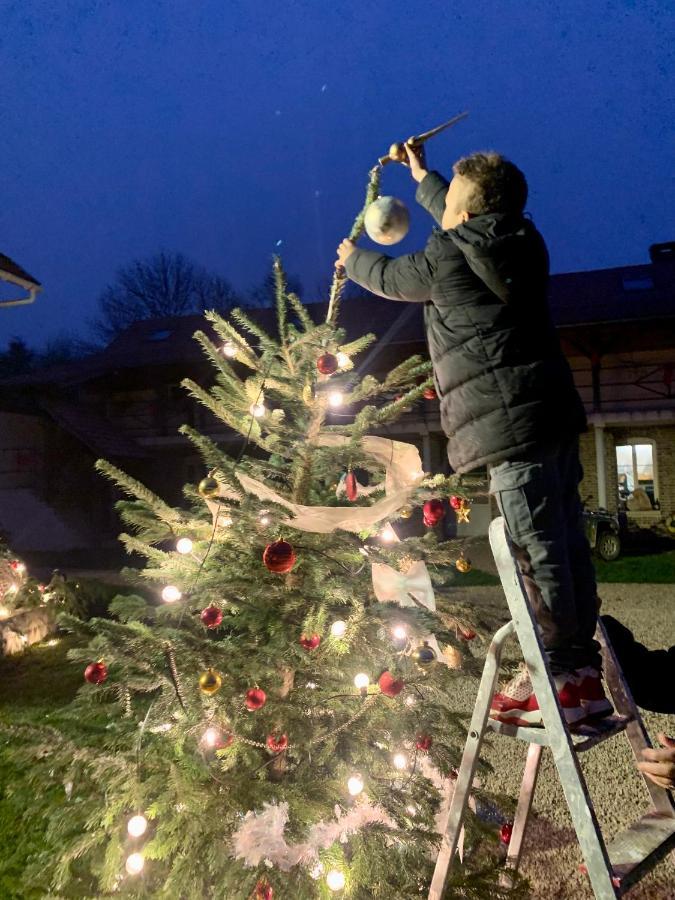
[446,214,548,302]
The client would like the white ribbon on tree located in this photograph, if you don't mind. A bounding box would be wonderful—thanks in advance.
[215,434,424,534]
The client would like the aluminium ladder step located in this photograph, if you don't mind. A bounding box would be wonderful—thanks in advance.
[487,714,632,753]
[580,812,675,895]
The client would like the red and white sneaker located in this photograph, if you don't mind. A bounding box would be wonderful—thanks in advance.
[489,665,586,728]
[574,666,614,719]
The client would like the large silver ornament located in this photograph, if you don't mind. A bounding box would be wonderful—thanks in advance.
[364,196,410,245]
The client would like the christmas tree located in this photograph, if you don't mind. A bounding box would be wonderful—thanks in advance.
[5,171,522,899]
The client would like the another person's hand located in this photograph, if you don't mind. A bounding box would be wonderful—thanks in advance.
[637,733,675,789]
[335,238,356,269]
[404,140,428,183]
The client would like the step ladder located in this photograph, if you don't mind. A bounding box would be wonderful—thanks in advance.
[429,517,675,899]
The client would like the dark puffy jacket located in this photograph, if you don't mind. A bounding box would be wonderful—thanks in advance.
[344,171,587,473]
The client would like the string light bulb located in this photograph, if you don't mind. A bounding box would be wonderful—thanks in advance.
[353,673,370,690]
[326,869,346,891]
[392,625,407,641]
[249,402,266,418]
[203,727,220,747]
[161,585,182,603]
[330,620,347,638]
[327,390,344,408]
[336,351,350,368]
[125,852,144,875]
[222,340,237,358]
[127,814,148,838]
[347,774,364,796]
[393,752,408,770]
[175,537,193,555]
[380,523,397,543]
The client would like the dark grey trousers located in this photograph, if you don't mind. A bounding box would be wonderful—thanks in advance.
[489,438,602,675]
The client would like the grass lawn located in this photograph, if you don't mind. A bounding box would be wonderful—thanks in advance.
[594,548,675,583]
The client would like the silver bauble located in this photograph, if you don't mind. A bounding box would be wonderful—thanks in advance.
[364,196,410,245]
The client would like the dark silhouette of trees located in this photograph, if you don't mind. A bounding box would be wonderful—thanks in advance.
[92,251,241,343]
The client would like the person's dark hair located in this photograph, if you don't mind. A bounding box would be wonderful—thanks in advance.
[452,152,528,216]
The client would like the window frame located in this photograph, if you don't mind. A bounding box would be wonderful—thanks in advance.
[615,437,659,508]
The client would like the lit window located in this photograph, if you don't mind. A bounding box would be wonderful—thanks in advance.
[616,440,658,508]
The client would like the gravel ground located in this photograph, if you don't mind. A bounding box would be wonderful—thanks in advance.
[446,583,675,900]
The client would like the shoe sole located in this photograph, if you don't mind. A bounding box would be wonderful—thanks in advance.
[489,705,587,728]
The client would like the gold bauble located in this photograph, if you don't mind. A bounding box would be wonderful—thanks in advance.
[398,505,413,519]
[199,668,223,695]
[413,642,437,666]
[198,476,220,499]
[442,645,463,669]
[455,555,472,574]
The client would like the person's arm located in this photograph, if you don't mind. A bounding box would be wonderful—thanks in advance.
[341,244,436,303]
[601,615,675,714]
[404,142,448,228]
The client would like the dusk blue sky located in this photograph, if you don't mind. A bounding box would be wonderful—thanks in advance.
[2,0,674,348]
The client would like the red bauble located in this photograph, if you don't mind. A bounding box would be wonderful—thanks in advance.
[200,605,223,629]
[423,499,445,527]
[10,559,20,571]
[460,627,477,641]
[423,386,437,400]
[345,471,358,502]
[317,352,339,375]
[84,661,108,684]
[449,495,462,510]
[263,540,296,574]
[500,822,513,845]
[245,688,267,711]
[266,733,288,753]
[415,734,433,752]
[378,671,404,698]
[299,633,321,651]
[256,879,274,900]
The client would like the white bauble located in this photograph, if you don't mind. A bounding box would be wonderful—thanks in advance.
[364,196,410,245]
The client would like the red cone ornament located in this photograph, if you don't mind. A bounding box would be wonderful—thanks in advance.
[316,352,339,375]
[460,626,477,640]
[200,605,223,629]
[266,733,288,753]
[263,540,296,574]
[299,633,321,651]
[423,386,437,400]
[84,661,108,684]
[256,879,274,900]
[378,671,404,698]
[423,499,445,527]
[345,471,358,502]
[415,734,433,752]
[245,688,267,711]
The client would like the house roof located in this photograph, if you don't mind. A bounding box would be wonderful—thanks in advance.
[0,252,41,289]
[40,399,149,458]
[1,256,673,388]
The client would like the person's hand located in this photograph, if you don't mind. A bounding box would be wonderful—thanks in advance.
[335,238,356,269]
[404,140,428,183]
[637,733,675,789]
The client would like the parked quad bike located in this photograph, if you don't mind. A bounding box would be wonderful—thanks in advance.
[583,508,622,561]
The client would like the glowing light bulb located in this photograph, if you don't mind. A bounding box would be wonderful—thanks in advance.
[309,861,324,880]
[222,340,237,358]
[249,402,266,418]
[327,390,343,408]
[203,727,220,747]
[347,774,364,796]
[336,351,350,368]
[125,852,144,875]
[330,620,347,638]
[353,673,370,690]
[15,562,26,574]
[393,752,408,770]
[127,814,148,838]
[326,869,346,891]
[407,804,417,815]
[380,523,397,543]
[259,511,271,525]
[175,537,193,555]
[161,585,182,603]
[392,625,407,641]
[6,583,18,594]
[405,695,416,707]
